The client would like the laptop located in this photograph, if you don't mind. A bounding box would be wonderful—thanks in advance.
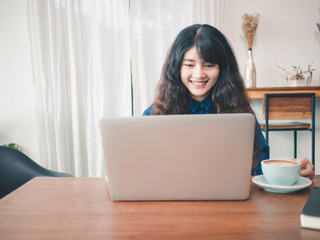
[99,113,255,201]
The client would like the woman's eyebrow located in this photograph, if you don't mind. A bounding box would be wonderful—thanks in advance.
[182,59,195,62]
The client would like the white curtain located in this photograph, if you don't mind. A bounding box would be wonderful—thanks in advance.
[27,0,223,177]
[28,0,132,177]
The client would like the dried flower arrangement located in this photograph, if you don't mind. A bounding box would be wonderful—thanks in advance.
[242,13,260,49]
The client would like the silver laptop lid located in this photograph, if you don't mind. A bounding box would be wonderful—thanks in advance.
[100,113,255,201]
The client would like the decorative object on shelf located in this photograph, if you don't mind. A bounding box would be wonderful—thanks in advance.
[277,62,316,87]
[242,13,260,88]
[244,49,256,88]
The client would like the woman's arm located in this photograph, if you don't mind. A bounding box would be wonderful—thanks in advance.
[252,122,270,175]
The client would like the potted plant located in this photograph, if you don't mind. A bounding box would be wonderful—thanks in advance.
[277,62,316,87]
[3,143,22,151]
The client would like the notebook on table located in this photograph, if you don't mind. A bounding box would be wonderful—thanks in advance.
[99,113,255,201]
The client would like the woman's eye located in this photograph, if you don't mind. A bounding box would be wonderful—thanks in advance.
[183,64,194,67]
[205,64,216,68]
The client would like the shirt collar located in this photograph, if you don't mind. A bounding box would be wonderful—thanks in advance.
[188,96,213,113]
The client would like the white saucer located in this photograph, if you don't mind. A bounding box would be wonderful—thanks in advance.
[252,175,312,193]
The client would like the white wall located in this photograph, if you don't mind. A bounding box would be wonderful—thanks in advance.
[223,0,320,173]
[0,0,319,173]
[0,0,40,161]
[223,0,320,87]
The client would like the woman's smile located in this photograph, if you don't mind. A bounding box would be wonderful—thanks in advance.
[190,79,208,87]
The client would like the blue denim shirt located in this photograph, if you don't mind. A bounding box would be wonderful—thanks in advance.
[142,97,269,175]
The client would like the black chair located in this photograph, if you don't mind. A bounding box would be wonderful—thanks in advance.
[260,93,315,168]
[0,146,74,198]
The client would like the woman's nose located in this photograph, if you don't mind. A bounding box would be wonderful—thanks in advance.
[192,65,206,79]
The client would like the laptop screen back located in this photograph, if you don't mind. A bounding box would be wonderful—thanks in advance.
[100,113,255,201]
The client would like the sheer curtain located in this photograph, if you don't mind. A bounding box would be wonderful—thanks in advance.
[28,0,132,177]
[27,0,223,177]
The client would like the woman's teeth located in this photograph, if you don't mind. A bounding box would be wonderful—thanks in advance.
[191,81,207,86]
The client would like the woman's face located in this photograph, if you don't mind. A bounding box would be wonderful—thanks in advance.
[180,46,220,102]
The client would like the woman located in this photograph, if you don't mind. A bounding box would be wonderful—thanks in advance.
[143,24,314,179]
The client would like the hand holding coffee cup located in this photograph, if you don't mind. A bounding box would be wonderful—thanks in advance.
[261,159,301,186]
[294,158,314,180]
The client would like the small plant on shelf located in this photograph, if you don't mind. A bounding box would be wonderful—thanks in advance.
[277,62,316,86]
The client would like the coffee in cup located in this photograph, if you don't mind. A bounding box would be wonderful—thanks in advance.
[261,159,301,186]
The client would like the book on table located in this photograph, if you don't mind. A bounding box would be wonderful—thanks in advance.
[300,186,320,230]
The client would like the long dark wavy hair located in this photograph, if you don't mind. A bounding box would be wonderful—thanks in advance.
[152,24,259,170]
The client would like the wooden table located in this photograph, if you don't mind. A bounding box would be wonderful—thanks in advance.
[1,177,320,240]
[246,86,320,99]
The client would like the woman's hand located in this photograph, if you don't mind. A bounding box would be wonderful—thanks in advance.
[294,158,314,180]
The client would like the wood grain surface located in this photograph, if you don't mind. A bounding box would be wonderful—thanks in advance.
[246,86,320,99]
[0,176,319,240]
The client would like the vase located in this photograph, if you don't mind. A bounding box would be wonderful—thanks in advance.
[244,48,256,88]
[287,76,305,87]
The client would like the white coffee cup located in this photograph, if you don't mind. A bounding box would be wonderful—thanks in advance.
[261,159,301,186]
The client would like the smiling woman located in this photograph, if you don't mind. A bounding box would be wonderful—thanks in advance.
[146,24,252,115]
[143,24,269,175]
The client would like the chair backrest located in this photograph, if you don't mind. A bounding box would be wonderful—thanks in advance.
[0,146,74,198]
[263,93,315,120]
